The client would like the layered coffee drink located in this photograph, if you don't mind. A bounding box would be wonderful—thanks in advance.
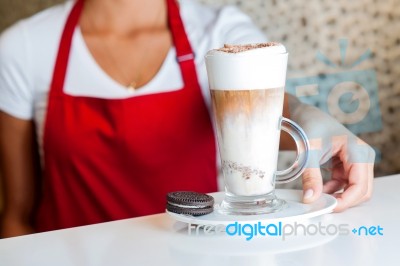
[205,43,309,215]
[206,43,288,197]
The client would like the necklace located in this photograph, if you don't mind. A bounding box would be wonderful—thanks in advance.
[102,42,139,92]
[83,3,164,91]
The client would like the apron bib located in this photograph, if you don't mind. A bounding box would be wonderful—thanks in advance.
[36,0,217,232]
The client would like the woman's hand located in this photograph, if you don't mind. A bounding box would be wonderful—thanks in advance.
[286,94,375,212]
[301,133,375,212]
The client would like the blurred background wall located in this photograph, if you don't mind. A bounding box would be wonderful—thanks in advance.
[0,0,399,208]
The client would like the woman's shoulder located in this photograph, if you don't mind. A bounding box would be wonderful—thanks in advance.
[0,1,74,121]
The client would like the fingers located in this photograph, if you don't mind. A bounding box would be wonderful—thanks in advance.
[333,162,374,212]
[301,138,324,203]
[323,179,344,194]
[352,162,374,206]
[301,133,375,211]
[302,167,323,204]
[332,139,375,212]
[322,158,345,194]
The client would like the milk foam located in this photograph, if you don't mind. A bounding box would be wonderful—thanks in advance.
[205,43,288,90]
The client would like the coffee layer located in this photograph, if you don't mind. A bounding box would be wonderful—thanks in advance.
[211,87,284,196]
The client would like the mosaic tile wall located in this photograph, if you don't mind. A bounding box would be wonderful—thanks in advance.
[0,0,399,177]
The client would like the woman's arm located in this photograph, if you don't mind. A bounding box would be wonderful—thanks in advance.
[0,111,39,238]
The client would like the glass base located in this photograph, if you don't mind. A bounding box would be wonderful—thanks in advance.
[218,191,287,215]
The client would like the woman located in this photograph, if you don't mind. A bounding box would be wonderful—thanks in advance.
[0,0,375,238]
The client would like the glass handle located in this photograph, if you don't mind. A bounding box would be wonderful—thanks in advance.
[275,117,310,184]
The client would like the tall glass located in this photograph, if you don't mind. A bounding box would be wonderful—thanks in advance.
[205,43,310,215]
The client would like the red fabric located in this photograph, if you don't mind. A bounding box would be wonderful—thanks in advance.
[36,0,217,232]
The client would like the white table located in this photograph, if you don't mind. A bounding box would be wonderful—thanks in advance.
[1,175,400,266]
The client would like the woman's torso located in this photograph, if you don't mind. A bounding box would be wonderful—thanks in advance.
[0,0,266,160]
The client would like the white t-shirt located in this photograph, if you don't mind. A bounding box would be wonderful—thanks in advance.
[0,0,267,153]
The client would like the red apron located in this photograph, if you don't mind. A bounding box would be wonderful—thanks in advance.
[36,0,217,232]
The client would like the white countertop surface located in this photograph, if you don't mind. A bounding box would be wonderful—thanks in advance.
[1,175,400,266]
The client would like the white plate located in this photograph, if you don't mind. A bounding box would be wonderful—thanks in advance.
[166,189,337,225]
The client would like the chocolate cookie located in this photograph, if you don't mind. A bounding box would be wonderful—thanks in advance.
[166,191,214,216]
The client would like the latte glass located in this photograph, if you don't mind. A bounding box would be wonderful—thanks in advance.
[205,43,310,215]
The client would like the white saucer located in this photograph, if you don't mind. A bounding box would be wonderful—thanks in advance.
[166,189,337,225]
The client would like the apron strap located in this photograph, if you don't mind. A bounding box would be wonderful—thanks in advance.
[166,0,200,88]
[50,0,84,96]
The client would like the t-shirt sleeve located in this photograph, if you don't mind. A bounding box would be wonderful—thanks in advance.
[210,5,268,46]
[0,22,34,120]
